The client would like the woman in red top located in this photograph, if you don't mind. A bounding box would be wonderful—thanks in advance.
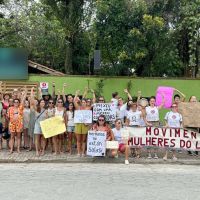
[92,115,114,141]
[92,115,115,157]
[2,93,10,110]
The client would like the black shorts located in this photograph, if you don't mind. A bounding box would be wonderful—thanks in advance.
[0,122,3,134]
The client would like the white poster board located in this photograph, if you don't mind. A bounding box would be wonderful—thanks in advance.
[74,110,93,123]
[87,131,106,157]
[93,103,116,121]
[106,141,119,149]
[40,82,49,94]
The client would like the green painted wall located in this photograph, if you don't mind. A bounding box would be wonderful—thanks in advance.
[27,74,200,122]
[28,74,200,101]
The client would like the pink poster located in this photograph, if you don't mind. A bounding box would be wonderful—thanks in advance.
[156,86,174,108]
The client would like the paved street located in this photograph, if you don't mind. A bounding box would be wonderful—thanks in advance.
[0,163,200,200]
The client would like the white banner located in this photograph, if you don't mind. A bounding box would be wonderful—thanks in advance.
[87,131,106,157]
[74,110,92,124]
[126,127,200,151]
[93,103,116,121]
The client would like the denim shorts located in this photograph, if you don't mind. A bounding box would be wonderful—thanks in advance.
[67,126,75,133]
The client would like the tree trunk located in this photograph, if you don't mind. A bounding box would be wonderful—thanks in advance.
[64,41,73,74]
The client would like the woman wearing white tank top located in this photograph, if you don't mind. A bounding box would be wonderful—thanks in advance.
[53,98,66,155]
[163,103,183,161]
[145,95,164,159]
[125,98,144,158]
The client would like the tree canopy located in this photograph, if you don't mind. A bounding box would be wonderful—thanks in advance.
[0,0,199,77]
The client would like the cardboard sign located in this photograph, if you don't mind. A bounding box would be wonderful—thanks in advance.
[126,126,200,151]
[93,103,116,121]
[40,116,66,138]
[106,141,119,149]
[178,102,200,128]
[156,86,174,108]
[87,131,106,157]
[74,110,93,124]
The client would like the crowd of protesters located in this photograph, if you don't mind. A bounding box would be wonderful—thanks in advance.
[0,81,199,165]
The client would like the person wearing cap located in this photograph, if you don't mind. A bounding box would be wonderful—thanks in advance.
[163,103,183,161]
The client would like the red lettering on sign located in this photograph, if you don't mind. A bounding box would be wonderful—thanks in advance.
[161,128,167,137]
[186,141,191,148]
[146,137,152,146]
[170,139,175,147]
[196,141,200,150]
[183,129,189,138]
[153,128,159,136]
[146,127,152,135]
[133,137,140,145]
[151,137,157,146]
[128,138,133,146]
[191,131,197,139]
[164,138,169,147]
[175,129,180,137]
[180,140,185,148]
[157,138,163,147]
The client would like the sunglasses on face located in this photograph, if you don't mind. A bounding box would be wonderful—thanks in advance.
[14,101,19,104]
[58,101,63,103]
[49,102,54,104]
[99,99,104,102]
[98,119,105,122]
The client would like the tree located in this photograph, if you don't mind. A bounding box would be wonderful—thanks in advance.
[42,0,86,74]
[94,0,183,76]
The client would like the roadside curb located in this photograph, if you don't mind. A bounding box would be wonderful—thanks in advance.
[0,157,200,165]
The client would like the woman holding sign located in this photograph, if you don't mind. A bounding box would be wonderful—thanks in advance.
[187,96,198,156]
[145,95,164,159]
[92,115,114,141]
[92,115,115,157]
[74,90,92,157]
[53,98,67,155]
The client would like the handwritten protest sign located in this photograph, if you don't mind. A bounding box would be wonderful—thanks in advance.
[156,86,174,108]
[106,141,119,149]
[74,110,92,123]
[126,126,200,151]
[87,131,106,157]
[40,116,66,139]
[93,103,116,121]
[178,102,200,128]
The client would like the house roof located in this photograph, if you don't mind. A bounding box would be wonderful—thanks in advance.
[28,60,65,76]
